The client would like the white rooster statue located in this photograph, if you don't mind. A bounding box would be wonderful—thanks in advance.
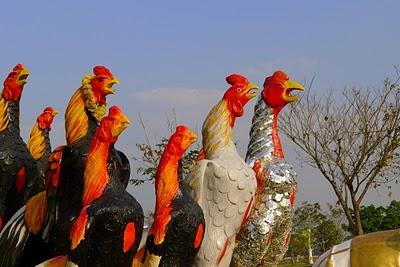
[189,74,258,267]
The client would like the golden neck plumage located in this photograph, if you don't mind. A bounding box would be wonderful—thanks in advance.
[65,74,106,145]
[0,96,9,133]
[202,99,234,158]
[27,123,46,160]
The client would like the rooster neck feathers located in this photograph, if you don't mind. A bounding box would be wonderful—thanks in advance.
[0,96,9,133]
[155,150,180,210]
[65,74,107,145]
[246,96,277,164]
[0,97,20,135]
[27,123,51,160]
[82,137,110,207]
[202,99,235,159]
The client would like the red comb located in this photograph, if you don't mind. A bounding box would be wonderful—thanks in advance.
[13,64,25,72]
[43,107,54,113]
[93,66,113,77]
[226,74,249,86]
[176,125,189,133]
[108,106,123,117]
[272,70,289,81]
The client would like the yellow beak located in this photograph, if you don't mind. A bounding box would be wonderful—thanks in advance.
[52,109,59,116]
[112,113,131,137]
[105,76,120,94]
[245,82,259,99]
[283,80,304,103]
[17,69,30,85]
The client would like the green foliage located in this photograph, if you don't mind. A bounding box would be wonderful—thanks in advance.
[360,200,400,233]
[287,229,310,259]
[292,202,325,233]
[288,202,347,257]
[131,137,169,185]
[313,219,345,253]
[132,137,199,185]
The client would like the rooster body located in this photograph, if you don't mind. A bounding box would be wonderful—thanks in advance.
[66,106,143,267]
[231,71,304,266]
[189,74,258,267]
[142,126,204,267]
[0,64,43,230]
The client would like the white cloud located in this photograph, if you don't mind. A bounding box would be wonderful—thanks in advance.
[131,87,224,109]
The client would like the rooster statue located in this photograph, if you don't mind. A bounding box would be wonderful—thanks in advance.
[0,66,123,266]
[313,229,400,267]
[0,64,45,232]
[139,125,205,267]
[27,107,59,184]
[48,65,126,255]
[231,70,304,267]
[58,106,143,267]
[189,74,258,267]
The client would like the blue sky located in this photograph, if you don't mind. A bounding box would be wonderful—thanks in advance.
[1,1,399,212]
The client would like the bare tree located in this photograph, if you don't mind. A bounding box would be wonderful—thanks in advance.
[280,75,400,236]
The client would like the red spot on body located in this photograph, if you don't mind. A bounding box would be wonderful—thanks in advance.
[70,206,89,250]
[16,167,26,194]
[0,216,3,231]
[268,232,273,246]
[284,232,291,247]
[193,223,204,249]
[217,240,229,265]
[252,160,266,187]
[197,149,205,160]
[46,146,64,190]
[240,197,254,231]
[289,186,296,207]
[123,222,136,253]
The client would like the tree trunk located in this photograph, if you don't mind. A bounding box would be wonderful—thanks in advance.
[351,194,364,235]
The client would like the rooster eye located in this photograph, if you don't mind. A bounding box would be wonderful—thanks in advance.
[175,137,181,142]
[237,88,242,92]
[98,78,105,82]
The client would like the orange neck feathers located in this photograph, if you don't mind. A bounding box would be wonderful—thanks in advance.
[155,148,181,210]
[154,125,196,209]
[82,135,110,207]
